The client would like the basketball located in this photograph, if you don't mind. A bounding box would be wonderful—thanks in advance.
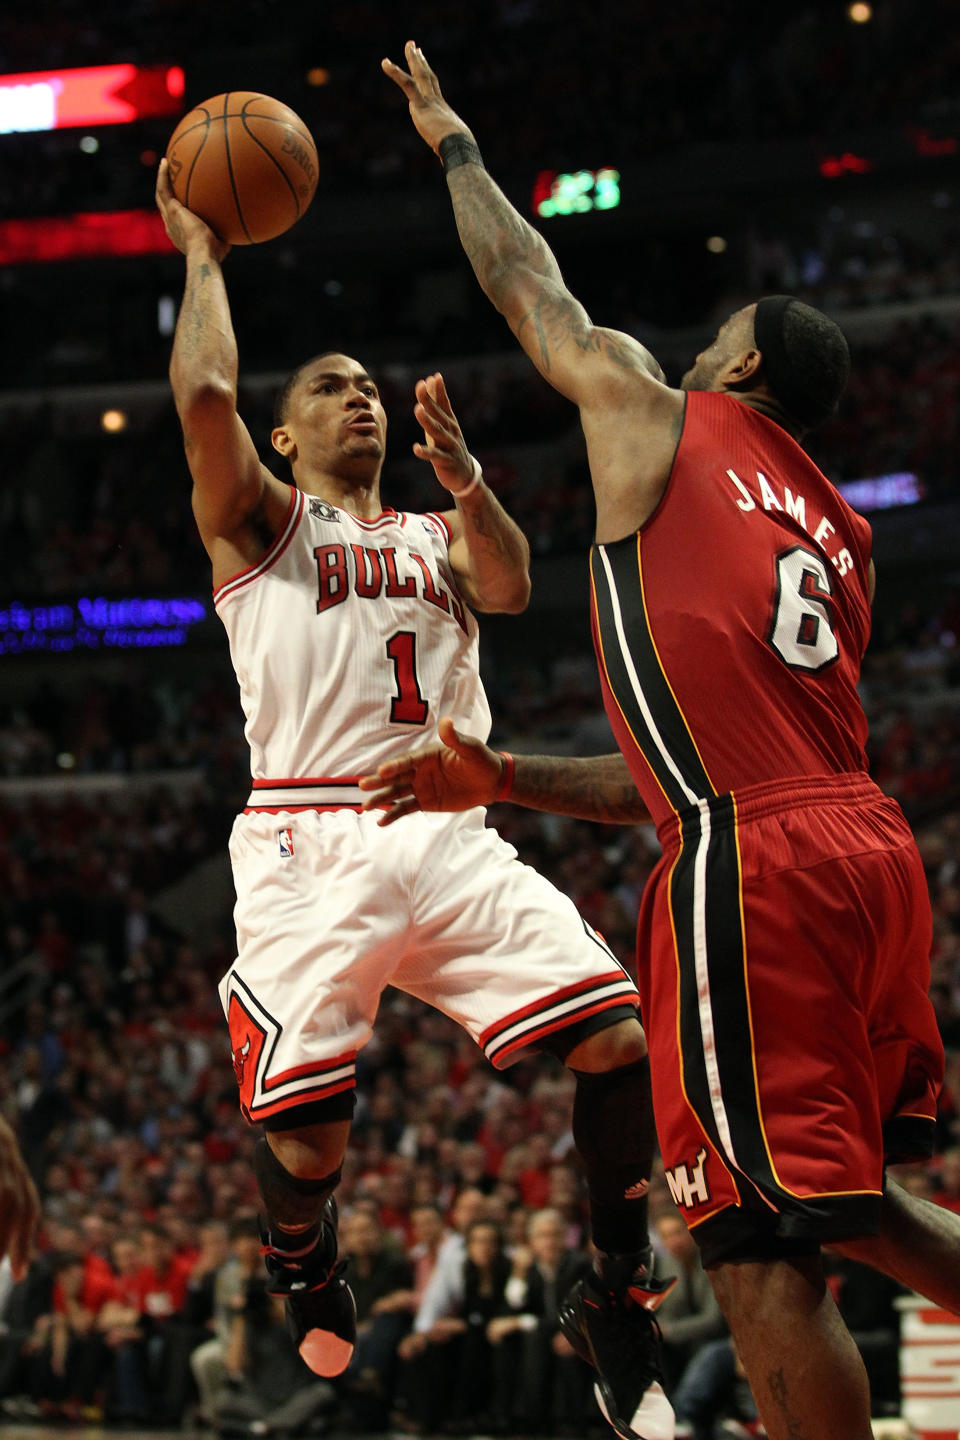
[165,92,318,245]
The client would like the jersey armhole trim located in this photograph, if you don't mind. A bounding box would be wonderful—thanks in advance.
[213,487,304,608]
[636,390,688,536]
[425,510,454,545]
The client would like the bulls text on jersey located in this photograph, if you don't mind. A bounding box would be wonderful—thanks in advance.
[314,542,468,635]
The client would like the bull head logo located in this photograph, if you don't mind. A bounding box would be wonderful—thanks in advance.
[232,1035,251,1085]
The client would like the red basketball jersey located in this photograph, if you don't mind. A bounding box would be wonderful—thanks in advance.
[590,391,874,828]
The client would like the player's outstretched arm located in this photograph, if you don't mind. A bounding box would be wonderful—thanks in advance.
[383,43,665,410]
[0,1115,39,1283]
[413,373,530,614]
[157,160,279,552]
[359,717,649,826]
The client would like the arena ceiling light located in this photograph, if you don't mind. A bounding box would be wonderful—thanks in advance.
[0,63,185,134]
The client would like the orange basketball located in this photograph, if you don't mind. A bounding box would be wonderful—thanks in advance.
[166,92,318,245]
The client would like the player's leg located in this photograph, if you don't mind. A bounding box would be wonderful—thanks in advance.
[707,1254,873,1440]
[564,1016,653,1243]
[220,809,411,1379]
[256,1100,358,1377]
[832,1172,960,1312]
[555,1016,676,1440]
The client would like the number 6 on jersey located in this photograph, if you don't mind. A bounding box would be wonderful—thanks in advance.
[768,544,839,672]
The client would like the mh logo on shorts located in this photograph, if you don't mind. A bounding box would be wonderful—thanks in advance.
[665,1147,710,1210]
[278,827,294,857]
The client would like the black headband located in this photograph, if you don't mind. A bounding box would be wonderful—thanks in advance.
[753,293,833,426]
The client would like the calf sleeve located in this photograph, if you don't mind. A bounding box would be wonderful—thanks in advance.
[572,1055,656,1257]
[254,1136,342,1243]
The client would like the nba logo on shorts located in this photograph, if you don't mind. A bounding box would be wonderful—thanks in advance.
[278,827,294,858]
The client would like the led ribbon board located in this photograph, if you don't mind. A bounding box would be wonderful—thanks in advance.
[0,63,185,133]
[0,597,209,655]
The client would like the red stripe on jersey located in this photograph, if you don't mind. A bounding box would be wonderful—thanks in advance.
[425,511,453,544]
[246,1077,356,1121]
[213,488,303,605]
[244,804,363,814]
[251,776,363,788]
[349,508,399,531]
[488,994,640,1068]
[263,1049,357,1093]
[478,970,634,1049]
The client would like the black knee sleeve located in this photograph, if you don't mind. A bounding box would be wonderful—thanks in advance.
[253,1137,342,1235]
[572,1055,656,1256]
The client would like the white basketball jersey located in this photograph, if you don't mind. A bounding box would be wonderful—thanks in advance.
[213,488,491,786]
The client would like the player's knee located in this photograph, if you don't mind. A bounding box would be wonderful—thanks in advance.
[254,1136,343,1231]
[562,1015,647,1071]
[260,1090,356,1171]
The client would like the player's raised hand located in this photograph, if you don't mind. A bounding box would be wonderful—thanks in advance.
[359,717,505,826]
[0,1115,39,1283]
[381,41,473,154]
[155,159,230,262]
[413,373,480,498]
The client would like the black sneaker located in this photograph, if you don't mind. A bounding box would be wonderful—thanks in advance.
[559,1259,676,1440]
[260,1197,357,1376]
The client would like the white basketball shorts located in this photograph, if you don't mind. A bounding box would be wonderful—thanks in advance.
[219,804,639,1124]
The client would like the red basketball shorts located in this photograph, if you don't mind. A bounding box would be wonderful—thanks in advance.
[637,771,943,1263]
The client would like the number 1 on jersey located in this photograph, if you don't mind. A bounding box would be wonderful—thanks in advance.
[386,631,428,725]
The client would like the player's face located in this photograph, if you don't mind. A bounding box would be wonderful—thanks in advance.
[285,355,387,465]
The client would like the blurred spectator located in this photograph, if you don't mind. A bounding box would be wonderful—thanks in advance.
[212,1276,336,1439]
[486,1206,593,1434]
[673,1336,758,1440]
[408,1187,488,1338]
[18,1250,106,1422]
[340,1210,415,1431]
[396,1219,511,1434]
[652,1211,726,1394]
[98,1233,150,1424]
[189,1219,262,1427]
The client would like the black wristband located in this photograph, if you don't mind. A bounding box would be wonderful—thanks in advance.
[439,133,484,174]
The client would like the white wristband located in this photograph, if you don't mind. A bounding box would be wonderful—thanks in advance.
[451,456,482,500]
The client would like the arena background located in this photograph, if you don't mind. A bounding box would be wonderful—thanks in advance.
[0,2,959,1435]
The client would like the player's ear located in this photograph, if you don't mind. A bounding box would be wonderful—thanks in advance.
[271,424,296,460]
[723,347,763,387]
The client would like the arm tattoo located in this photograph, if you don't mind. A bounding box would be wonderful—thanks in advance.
[513,754,648,825]
[454,489,528,609]
[447,167,560,311]
[182,263,213,351]
[172,258,238,392]
[517,289,642,376]
[447,167,648,381]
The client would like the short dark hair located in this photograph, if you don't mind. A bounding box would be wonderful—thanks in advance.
[272,353,335,428]
[753,296,850,430]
